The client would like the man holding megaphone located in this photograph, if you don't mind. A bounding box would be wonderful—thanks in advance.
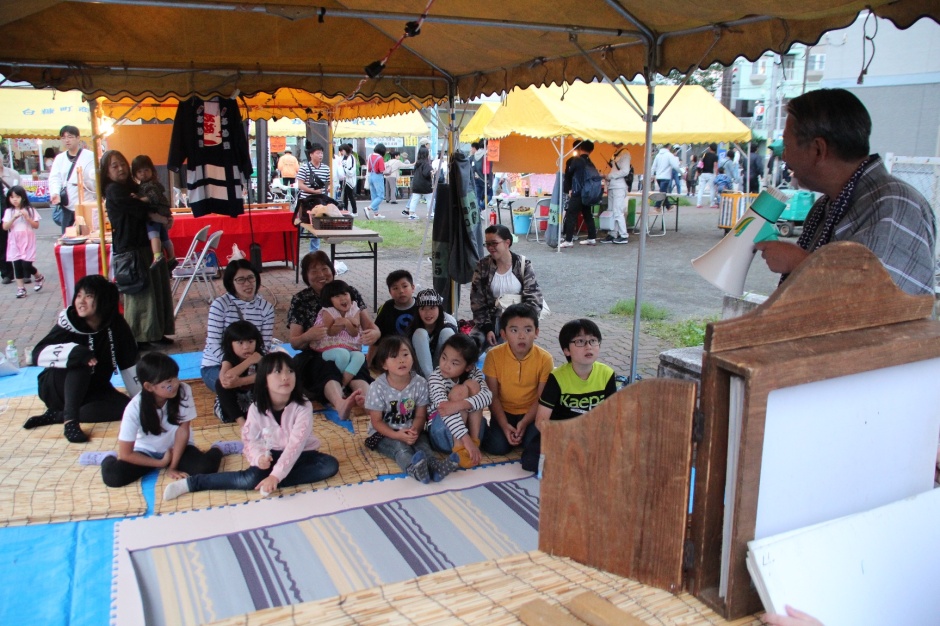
[754,89,936,296]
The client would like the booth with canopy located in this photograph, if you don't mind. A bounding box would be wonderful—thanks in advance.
[2,4,940,622]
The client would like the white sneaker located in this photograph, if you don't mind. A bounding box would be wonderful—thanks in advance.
[579,239,597,246]
[558,240,574,248]
[375,213,386,219]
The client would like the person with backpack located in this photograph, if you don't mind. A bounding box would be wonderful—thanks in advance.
[559,140,603,248]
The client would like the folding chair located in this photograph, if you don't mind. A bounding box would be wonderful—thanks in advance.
[528,198,551,243]
[173,230,223,318]
[171,225,210,295]
[633,192,668,237]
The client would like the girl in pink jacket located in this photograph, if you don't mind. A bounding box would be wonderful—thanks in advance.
[163,352,339,500]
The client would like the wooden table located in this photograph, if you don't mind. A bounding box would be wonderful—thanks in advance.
[299,224,383,310]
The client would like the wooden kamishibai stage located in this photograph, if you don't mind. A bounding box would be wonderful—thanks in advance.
[540,242,940,620]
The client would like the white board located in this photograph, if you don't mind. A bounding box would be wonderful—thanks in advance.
[747,488,940,626]
[756,357,940,540]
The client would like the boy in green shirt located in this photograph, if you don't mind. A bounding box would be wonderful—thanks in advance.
[522,318,616,472]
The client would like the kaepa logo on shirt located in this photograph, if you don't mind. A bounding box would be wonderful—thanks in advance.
[558,393,607,412]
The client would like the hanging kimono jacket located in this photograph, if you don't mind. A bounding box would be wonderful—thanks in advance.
[168,97,253,217]
[432,150,484,310]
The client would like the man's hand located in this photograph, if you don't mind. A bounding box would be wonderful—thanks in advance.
[485,331,498,346]
[754,241,811,275]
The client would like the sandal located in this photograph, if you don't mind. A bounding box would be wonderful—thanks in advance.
[15,288,26,299]
[33,274,44,292]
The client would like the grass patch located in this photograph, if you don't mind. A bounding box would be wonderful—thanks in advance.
[646,316,719,348]
[609,299,669,321]
[346,219,429,251]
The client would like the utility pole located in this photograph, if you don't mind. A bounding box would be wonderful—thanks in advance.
[767,54,781,140]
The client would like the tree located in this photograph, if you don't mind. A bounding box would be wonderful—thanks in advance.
[658,63,724,94]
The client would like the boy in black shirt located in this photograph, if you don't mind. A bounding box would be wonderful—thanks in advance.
[373,269,417,337]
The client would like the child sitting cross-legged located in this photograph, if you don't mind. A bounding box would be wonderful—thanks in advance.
[102,352,223,488]
[163,352,339,500]
[479,304,555,457]
[522,318,617,472]
[364,336,459,484]
[426,334,492,468]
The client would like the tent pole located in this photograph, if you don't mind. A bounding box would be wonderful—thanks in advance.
[557,136,564,254]
[447,81,458,313]
[88,99,109,274]
[630,81,655,384]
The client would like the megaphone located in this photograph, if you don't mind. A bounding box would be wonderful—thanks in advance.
[691,188,790,296]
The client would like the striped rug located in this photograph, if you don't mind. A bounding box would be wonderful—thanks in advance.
[128,476,540,626]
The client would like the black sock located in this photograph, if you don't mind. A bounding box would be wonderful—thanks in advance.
[64,420,89,443]
[23,409,64,429]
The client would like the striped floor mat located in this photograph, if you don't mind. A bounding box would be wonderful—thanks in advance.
[128,475,539,626]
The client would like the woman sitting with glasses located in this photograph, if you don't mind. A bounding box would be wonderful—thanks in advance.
[200,259,274,397]
[469,224,544,351]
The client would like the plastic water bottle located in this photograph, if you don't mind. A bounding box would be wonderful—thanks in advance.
[5,340,18,368]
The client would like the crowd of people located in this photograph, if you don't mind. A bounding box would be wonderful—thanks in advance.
[9,89,938,624]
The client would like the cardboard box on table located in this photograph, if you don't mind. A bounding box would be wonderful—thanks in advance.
[539,241,940,620]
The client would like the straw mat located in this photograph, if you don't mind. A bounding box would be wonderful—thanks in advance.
[206,550,762,626]
[0,394,146,527]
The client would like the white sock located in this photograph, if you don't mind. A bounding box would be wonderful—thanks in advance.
[163,478,191,501]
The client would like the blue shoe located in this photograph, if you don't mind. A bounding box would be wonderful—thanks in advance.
[407,450,430,484]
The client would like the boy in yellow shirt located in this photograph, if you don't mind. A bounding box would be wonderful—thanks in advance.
[480,304,554,455]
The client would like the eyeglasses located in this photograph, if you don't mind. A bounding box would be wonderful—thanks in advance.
[570,338,600,348]
[484,240,503,249]
[234,276,256,285]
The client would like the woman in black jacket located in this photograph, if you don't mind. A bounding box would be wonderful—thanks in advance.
[100,150,175,347]
[403,146,434,220]
[24,274,140,443]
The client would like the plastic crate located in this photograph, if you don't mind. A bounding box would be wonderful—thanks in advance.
[310,216,353,230]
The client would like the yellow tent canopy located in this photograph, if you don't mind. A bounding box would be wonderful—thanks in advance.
[262,117,309,138]
[0,88,91,139]
[99,88,437,122]
[484,83,750,145]
[476,82,748,174]
[333,110,429,139]
[459,102,500,143]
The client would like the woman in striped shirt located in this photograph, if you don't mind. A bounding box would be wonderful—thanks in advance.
[200,260,274,395]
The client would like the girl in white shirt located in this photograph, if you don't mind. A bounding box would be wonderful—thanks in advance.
[101,352,223,487]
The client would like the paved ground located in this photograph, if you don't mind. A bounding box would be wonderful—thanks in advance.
[1,196,782,380]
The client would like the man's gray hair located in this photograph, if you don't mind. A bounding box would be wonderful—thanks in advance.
[786,89,871,161]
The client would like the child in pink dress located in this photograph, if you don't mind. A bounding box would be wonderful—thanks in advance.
[2,185,44,298]
[314,280,366,388]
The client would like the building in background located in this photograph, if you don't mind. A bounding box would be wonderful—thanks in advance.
[727,12,940,157]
